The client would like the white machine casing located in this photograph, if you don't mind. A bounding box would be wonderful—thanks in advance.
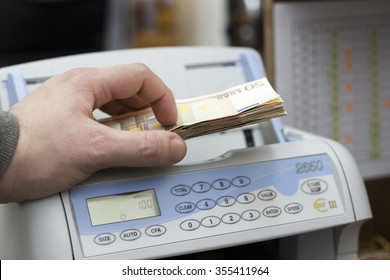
[0,47,371,259]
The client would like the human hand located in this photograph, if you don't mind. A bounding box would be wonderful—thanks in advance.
[0,64,187,202]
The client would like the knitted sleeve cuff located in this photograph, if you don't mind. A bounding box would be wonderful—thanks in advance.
[0,111,20,176]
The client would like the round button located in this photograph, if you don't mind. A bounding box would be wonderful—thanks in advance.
[222,213,241,224]
[241,209,261,221]
[171,184,191,196]
[217,196,236,207]
[262,206,282,218]
[212,179,231,190]
[196,199,216,210]
[145,225,166,237]
[120,229,141,241]
[201,216,221,227]
[285,203,303,214]
[301,179,328,195]
[192,182,211,193]
[258,189,277,201]
[94,233,115,245]
[175,202,196,213]
[237,193,255,204]
[180,219,200,231]
[231,176,251,187]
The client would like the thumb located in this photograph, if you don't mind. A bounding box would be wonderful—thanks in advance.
[96,127,187,168]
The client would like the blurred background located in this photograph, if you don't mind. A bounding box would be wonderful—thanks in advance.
[0,0,263,67]
[0,0,389,259]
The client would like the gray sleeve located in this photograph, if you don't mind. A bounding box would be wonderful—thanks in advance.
[0,111,20,176]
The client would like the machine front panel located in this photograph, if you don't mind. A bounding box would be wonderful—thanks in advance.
[70,153,345,257]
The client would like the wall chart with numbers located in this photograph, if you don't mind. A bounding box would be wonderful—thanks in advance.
[273,0,390,179]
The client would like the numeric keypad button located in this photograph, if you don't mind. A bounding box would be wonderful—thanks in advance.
[217,196,236,207]
[201,216,221,227]
[180,219,200,231]
[232,176,251,187]
[192,182,211,193]
[241,209,261,221]
[196,199,216,210]
[237,193,255,204]
[212,179,231,190]
[222,213,241,224]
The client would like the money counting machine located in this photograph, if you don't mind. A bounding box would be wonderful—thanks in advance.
[0,47,371,259]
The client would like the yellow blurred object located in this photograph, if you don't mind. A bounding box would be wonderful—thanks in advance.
[359,235,390,260]
[133,0,177,47]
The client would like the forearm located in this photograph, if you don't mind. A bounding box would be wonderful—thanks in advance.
[0,111,20,176]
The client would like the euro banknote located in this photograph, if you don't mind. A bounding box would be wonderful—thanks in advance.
[100,78,287,140]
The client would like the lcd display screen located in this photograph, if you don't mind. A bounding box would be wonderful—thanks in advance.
[86,189,160,226]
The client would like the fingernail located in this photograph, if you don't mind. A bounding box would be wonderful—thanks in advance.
[170,137,186,163]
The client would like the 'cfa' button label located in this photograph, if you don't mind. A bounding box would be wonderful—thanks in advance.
[145,225,166,237]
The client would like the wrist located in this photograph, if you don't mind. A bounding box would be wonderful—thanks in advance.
[0,111,20,177]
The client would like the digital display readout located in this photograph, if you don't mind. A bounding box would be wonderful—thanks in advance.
[86,189,161,226]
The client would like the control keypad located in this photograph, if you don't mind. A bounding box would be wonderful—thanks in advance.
[171,174,339,235]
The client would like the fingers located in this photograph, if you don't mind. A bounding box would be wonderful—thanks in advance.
[95,127,187,169]
[86,64,178,126]
[99,95,149,116]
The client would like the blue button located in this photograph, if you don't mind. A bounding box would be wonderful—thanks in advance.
[217,196,236,207]
[192,181,211,193]
[175,202,196,213]
[196,199,216,210]
[232,176,251,187]
[212,179,231,190]
[171,184,191,196]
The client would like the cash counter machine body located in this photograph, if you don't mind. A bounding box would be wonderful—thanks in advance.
[0,47,371,259]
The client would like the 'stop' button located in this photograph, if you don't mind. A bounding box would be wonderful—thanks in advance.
[301,179,328,195]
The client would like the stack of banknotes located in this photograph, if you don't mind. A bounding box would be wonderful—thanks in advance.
[100,78,287,140]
